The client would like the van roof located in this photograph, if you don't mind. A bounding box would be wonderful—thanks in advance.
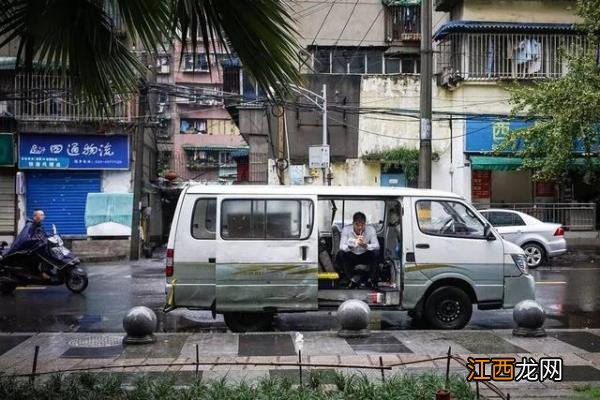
[184,184,463,199]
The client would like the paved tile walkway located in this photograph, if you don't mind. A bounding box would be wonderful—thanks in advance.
[1,329,600,399]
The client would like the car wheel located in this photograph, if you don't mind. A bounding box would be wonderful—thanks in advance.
[522,243,545,269]
[223,312,274,333]
[423,286,472,330]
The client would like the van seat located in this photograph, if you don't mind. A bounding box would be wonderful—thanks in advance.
[318,272,339,280]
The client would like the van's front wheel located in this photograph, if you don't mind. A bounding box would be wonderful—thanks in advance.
[423,286,472,329]
[223,312,274,333]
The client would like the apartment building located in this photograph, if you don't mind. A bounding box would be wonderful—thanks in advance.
[154,41,248,185]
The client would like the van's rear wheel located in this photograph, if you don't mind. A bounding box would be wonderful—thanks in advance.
[223,312,274,333]
[423,286,472,330]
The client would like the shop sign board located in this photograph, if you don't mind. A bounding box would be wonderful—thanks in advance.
[472,170,491,200]
[19,134,129,170]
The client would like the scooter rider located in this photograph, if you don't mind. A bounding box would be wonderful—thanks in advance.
[4,209,73,279]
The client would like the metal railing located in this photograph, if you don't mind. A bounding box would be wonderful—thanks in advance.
[14,74,131,122]
[436,32,589,80]
[475,202,597,231]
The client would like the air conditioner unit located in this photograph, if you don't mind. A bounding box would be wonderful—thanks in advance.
[159,64,170,74]
[438,67,463,90]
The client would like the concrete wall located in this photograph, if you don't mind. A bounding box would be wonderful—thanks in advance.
[102,170,132,193]
[290,0,386,47]
[459,0,580,23]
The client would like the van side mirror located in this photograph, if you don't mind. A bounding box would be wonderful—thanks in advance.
[484,223,496,241]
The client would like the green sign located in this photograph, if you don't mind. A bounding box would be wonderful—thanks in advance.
[0,133,14,166]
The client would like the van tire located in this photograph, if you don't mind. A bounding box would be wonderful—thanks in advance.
[423,286,472,330]
[223,312,274,333]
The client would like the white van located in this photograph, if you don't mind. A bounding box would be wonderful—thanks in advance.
[164,185,535,332]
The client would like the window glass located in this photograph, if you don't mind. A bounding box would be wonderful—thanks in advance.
[314,49,330,73]
[348,52,365,74]
[367,52,383,74]
[402,58,417,73]
[191,198,216,239]
[318,200,335,233]
[416,200,485,238]
[341,200,385,233]
[221,199,313,240]
[183,53,209,71]
[512,213,526,226]
[385,57,401,73]
[331,50,347,73]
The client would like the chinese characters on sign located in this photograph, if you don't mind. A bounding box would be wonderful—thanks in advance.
[471,170,491,200]
[18,134,129,170]
[466,357,563,382]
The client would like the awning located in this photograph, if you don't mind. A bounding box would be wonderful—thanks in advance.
[433,21,578,41]
[470,156,599,171]
[182,144,249,152]
[382,0,421,5]
[470,156,523,171]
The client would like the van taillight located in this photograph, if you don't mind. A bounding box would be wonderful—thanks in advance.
[554,227,565,236]
[166,248,174,277]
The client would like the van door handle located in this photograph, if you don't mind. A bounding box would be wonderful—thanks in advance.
[208,257,216,263]
[415,243,430,249]
[300,246,308,261]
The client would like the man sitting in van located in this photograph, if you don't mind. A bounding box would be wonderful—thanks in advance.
[337,212,380,288]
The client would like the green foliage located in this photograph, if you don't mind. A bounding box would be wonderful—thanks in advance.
[362,147,426,185]
[0,372,475,400]
[499,0,600,182]
[0,0,300,112]
[576,384,600,399]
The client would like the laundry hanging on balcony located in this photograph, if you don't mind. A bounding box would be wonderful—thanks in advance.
[382,0,421,5]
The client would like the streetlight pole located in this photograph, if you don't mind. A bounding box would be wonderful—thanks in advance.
[288,84,330,186]
[321,84,328,185]
[418,0,433,189]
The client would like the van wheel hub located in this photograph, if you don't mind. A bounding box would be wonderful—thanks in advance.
[436,299,461,323]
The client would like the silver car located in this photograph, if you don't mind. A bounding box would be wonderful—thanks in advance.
[479,209,567,268]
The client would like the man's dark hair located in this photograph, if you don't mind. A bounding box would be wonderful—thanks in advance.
[353,212,366,223]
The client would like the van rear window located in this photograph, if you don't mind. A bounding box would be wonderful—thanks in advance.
[221,199,313,240]
[191,198,216,239]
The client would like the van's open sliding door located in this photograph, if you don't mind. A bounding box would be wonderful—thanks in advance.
[215,195,319,312]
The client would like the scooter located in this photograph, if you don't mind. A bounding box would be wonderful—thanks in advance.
[0,225,88,295]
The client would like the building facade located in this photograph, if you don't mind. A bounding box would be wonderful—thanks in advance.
[155,41,248,185]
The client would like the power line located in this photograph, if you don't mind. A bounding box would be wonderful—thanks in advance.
[310,1,336,48]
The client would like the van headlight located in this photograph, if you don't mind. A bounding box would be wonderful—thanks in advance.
[511,254,528,274]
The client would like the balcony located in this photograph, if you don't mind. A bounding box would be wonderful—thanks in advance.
[385,4,421,43]
[436,31,588,81]
[14,74,131,122]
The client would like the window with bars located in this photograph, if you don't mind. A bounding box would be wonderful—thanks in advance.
[182,53,209,72]
[435,32,589,80]
[386,5,421,41]
[310,48,420,75]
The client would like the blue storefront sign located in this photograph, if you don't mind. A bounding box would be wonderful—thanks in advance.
[18,134,129,170]
[465,117,532,153]
[466,116,598,154]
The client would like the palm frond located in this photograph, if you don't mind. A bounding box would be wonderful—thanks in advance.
[172,0,302,98]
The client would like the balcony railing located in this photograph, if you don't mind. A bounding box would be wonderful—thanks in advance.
[14,74,131,122]
[436,32,589,80]
[475,202,597,231]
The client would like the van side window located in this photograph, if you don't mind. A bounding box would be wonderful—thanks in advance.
[416,200,485,238]
[191,198,216,239]
[221,199,313,240]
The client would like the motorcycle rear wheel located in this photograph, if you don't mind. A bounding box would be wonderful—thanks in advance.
[0,282,16,295]
[66,272,88,293]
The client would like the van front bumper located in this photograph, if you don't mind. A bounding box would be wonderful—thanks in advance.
[503,273,535,309]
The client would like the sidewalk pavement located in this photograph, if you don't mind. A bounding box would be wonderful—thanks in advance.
[1,329,600,399]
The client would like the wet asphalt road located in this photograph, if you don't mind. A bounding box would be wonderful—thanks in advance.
[1,257,599,333]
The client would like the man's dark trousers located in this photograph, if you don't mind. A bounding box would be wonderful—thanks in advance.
[337,250,377,284]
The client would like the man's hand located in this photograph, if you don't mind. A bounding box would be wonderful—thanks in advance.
[357,235,367,248]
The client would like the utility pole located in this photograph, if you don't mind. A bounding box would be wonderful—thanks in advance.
[418,0,433,189]
[276,104,285,185]
[129,84,147,261]
[322,84,329,186]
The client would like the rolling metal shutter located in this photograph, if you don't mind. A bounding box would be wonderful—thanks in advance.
[26,171,101,235]
[0,170,15,235]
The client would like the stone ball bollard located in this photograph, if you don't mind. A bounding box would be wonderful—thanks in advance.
[513,300,546,337]
[123,306,157,344]
[337,299,371,338]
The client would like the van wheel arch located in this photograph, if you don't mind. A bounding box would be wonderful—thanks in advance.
[412,278,477,317]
